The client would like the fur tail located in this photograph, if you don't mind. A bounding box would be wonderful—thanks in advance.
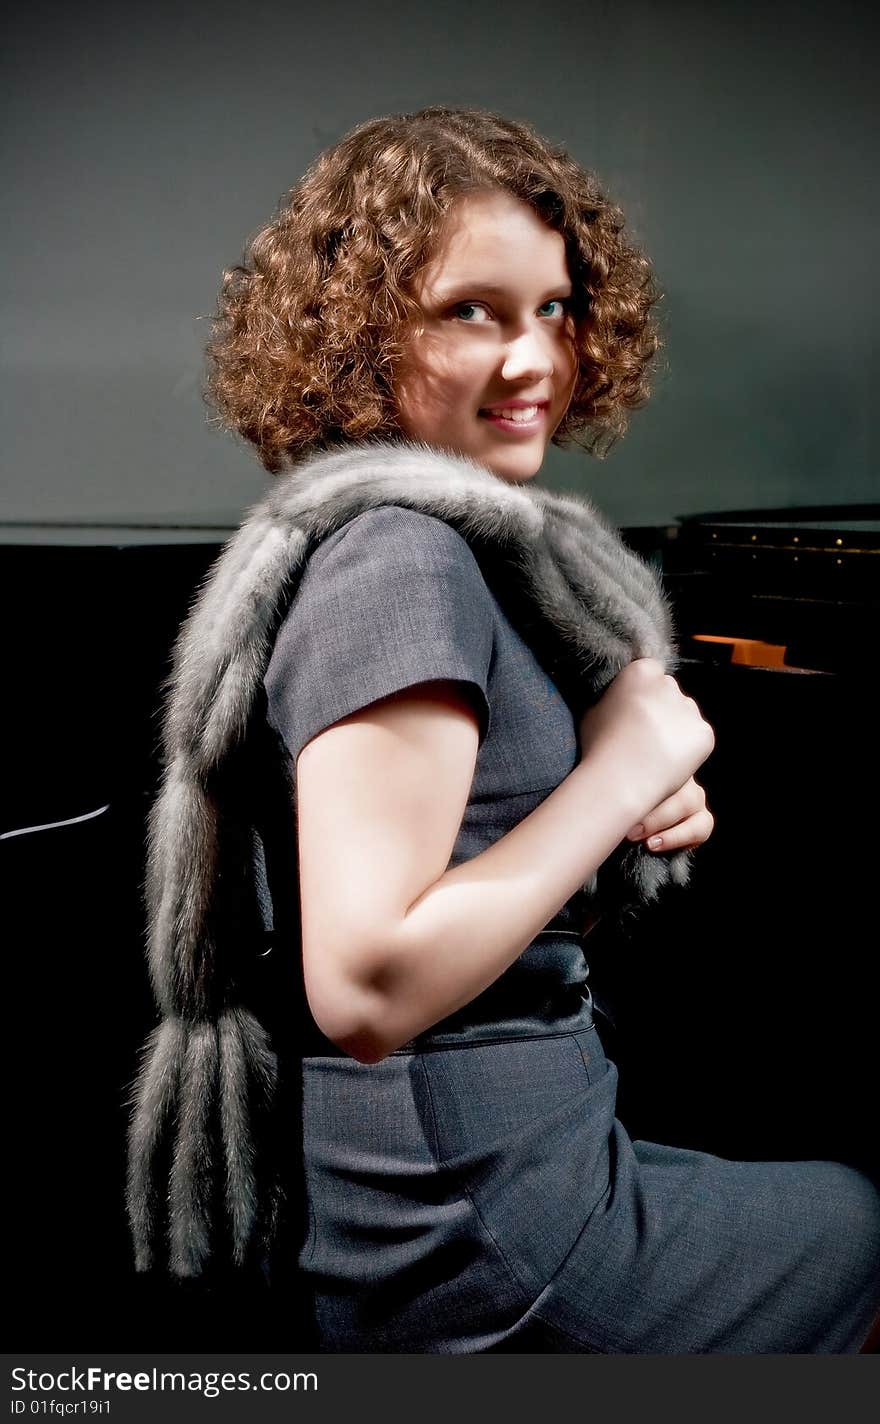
[125,1008,281,1277]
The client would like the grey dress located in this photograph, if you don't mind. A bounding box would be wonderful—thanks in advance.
[261,505,880,1353]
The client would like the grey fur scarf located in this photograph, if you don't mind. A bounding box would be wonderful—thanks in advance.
[126,437,693,1280]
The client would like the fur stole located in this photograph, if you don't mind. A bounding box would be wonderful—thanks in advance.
[126,437,693,1278]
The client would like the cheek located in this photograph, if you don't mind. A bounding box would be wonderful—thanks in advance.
[396,342,466,417]
[447,348,494,409]
[422,364,482,423]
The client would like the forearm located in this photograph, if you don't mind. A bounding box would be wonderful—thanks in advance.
[351,750,644,1061]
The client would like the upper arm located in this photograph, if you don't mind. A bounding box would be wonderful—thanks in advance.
[262,506,495,1051]
[295,679,482,1050]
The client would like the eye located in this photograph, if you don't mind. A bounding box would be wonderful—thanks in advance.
[537,299,571,318]
[452,302,491,322]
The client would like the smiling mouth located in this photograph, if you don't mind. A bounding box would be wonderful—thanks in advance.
[478,403,548,429]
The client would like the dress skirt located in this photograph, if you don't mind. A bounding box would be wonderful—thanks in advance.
[296,1015,880,1353]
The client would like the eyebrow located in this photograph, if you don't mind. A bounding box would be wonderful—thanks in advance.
[430,280,573,302]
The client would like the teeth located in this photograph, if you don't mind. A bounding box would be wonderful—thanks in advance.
[486,405,540,422]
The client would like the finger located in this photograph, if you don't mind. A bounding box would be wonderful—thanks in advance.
[642,808,715,853]
[625,778,706,840]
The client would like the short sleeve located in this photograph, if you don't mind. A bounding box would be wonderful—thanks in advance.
[264,505,495,768]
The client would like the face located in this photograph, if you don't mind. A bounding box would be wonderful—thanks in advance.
[392,190,579,484]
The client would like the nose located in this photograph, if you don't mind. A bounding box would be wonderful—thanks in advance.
[500,329,554,385]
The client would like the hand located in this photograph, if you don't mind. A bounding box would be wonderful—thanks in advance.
[577,659,716,820]
[624,776,714,854]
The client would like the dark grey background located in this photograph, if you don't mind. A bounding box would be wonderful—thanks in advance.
[2,0,876,531]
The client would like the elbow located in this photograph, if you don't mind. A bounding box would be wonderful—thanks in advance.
[303,923,419,1064]
[334,1029,392,1066]
[305,967,395,1066]
[319,1020,396,1067]
[332,999,416,1066]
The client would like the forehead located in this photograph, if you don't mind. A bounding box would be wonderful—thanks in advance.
[418,190,571,296]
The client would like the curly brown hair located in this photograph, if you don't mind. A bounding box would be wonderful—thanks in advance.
[204,106,661,473]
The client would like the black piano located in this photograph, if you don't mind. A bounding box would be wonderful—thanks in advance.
[4,505,877,1348]
[600,505,878,1170]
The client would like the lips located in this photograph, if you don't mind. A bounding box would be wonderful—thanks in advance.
[478,404,548,434]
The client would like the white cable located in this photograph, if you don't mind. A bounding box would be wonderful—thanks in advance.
[1,803,112,840]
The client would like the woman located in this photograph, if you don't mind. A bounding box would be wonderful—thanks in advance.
[128,106,880,1352]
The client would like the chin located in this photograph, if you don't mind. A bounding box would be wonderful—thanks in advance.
[482,448,544,484]
[415,429,545,483]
